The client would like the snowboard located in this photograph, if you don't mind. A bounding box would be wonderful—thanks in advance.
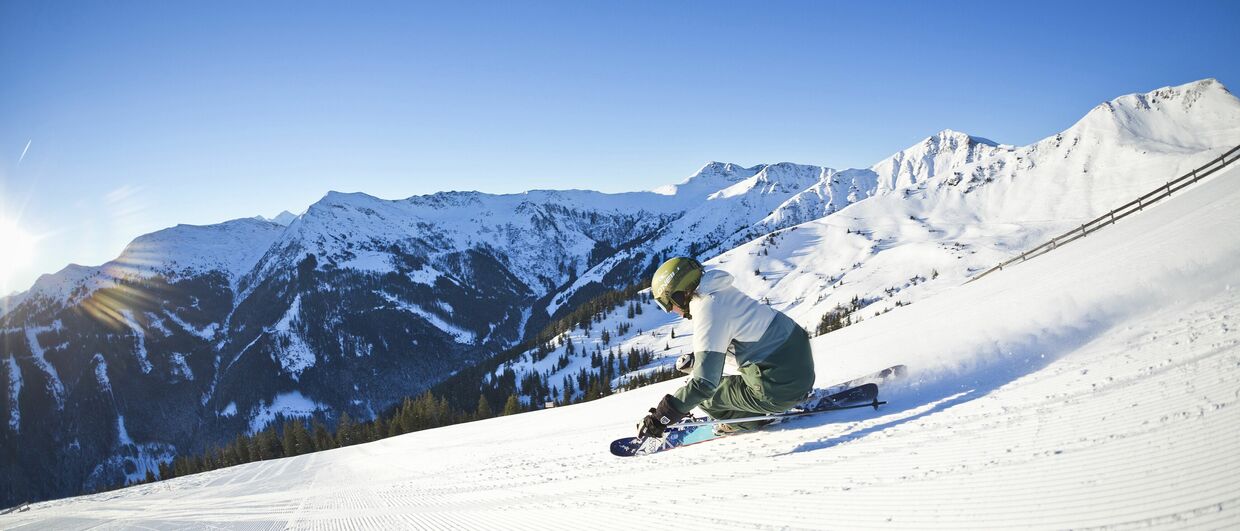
[610,381,886,457]
[811,364,906,402]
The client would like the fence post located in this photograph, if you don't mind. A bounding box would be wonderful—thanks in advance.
[1192,169,1199,182]
[1109,211,1116,224]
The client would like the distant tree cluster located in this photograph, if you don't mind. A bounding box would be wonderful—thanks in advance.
[429,282,656,411]
[617,364,680,392]
[118,389,527,490]
[126,281,682,490]
[815,295,864,336]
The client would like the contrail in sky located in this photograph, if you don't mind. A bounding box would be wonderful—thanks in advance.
[18,140,31,165]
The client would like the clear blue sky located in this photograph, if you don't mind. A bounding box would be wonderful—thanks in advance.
[1,0,1238,294]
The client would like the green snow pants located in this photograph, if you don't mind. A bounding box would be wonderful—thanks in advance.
[699,325,816,431]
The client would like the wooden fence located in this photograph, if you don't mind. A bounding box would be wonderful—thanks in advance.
[969,144,1240,283]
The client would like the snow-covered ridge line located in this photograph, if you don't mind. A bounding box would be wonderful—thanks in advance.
[489,78,1240,410]
[9,80,1232,318]
[2,78,1238,510]
[972,142,1240,282]
[3,218,286,317]
[14,155,1240,528]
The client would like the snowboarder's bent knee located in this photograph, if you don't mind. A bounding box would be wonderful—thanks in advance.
[637,257,815,439]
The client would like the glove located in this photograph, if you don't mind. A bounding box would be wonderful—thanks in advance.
[675,352,694,375]
[637,394,687,438]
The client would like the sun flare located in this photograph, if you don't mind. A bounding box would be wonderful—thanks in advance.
[0,218,37,291]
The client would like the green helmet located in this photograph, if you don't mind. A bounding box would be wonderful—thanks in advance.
[651,257,703,315]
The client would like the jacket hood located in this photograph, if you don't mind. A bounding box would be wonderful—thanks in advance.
[696,268,734,295]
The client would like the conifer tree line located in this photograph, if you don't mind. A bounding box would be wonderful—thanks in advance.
[100,257,918,493]
[430,281,664,412]
[125,389,526,489]
[117,281,681,490]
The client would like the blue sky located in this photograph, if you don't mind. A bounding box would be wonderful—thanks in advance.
[1,0,1238,293]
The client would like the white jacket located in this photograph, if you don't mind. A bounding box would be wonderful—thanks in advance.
[688,268,783,365]
[670,268,798,411]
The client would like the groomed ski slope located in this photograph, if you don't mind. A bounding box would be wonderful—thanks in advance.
[6,168,1240,529]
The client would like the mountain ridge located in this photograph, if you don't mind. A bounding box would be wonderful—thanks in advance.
[2,78,1237,507]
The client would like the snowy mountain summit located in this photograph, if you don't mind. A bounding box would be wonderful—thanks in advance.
[870,129,1007,191]
[255,211,298,226]
[2,79,1239,516]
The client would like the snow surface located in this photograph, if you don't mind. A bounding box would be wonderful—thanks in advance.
[4,355,19,432]
[162,310,217,341]
[23,327,65,410]
[271,295,316,379]
[247,391,327,434]
[169,352,193,381]
[117,310,153,374]
[8,131,1240,529]
[92,354,110,393]
[144,312,172,337]
[379,291,476,344]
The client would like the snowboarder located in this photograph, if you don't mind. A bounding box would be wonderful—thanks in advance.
[638,257,815,438]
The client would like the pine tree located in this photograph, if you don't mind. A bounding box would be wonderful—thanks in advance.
[399,397,417,433]
[292,420,313,453]
[437,394,455,426]
[336,412,356,447]
[257,426,282,460]
[159,461,174,481]
[312,418,334,451]
[387,415,403,437]
[475,394,493,419]
[502,394,521,416]
[370,416,387,441]
[282,420,298,456]
[221,441,239,467]
[235,434,252,463]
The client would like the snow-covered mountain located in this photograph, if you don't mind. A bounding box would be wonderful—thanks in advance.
[485,78,1240,419]
[0,219,286,318]
[255,211,298,226]
[8,89,1240,529]
[1,78,1236,508]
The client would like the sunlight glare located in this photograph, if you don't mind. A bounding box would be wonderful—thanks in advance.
[0,218,37,292]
